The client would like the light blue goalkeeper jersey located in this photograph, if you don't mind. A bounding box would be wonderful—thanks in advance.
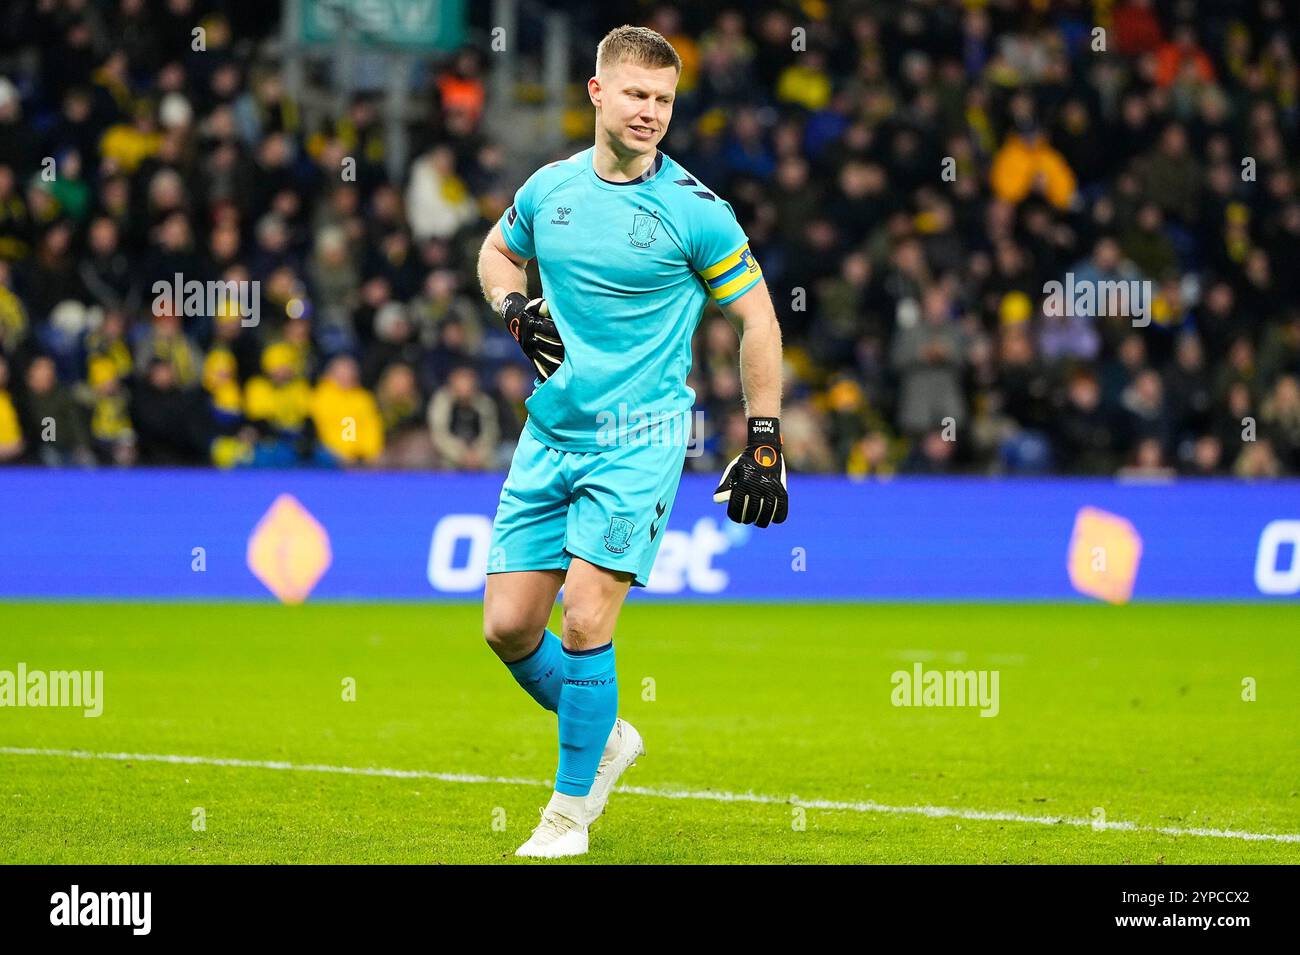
[497,146,763,451]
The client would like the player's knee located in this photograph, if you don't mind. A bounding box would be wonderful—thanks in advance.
[560,601,608,651]
[482,608,541,658]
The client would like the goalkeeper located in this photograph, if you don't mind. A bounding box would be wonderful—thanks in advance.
[475,25,786,859]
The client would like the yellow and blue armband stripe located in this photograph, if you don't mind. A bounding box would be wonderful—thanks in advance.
[699,244,762,304]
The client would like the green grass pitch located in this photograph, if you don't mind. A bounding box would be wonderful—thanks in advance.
[1,602,1297,864]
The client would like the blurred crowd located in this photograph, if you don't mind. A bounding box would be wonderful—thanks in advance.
[0,0,1298,477]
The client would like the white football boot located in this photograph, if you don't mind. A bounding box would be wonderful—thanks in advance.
[585,718,645,824]
[515,793,589,858]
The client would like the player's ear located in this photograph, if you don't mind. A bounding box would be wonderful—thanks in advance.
[588,76,600,108]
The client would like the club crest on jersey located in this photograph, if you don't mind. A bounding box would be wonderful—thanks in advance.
[603,517,635,554]
[629,213,660,248]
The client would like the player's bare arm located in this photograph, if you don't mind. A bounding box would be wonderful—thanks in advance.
[476,221,529,312]
[713,276,789,527]
[722,276,783,419]
[477,223,565,381]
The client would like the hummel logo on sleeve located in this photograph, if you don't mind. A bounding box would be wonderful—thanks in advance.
[672,176,716,201]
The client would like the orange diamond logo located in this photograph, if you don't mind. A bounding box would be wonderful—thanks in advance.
[1067,506,1143,605]
[246,493,332,604]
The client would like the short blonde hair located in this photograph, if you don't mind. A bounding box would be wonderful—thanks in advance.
[595,25,682,76]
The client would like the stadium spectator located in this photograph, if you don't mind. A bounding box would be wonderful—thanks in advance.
[0,354,24,463]
[1154,23,1217,89]
[406,146,478,243]
[427,364,498,470]
[17,354,92,466]
[1113,0,1165,58]
[1261,374,1300,470]
[1132,123,1202,225]
[891,286,965,436]
[80,217,140,313]
[375,362,433,470]
[243,342,315,467]
[87,353,136,466]
[989,120,1077,210]
[311,354,383,466]
[362,302,424,390]
[1056,370,1115,475]
[0,260,28,356]
[128,357,208,466]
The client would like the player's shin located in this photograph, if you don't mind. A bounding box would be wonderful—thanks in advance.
[554,642,618,797]
[503,628,564,712]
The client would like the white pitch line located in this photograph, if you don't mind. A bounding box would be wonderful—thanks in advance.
[3,746,1298,844]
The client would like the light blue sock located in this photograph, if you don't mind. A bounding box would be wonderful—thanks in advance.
[555,642,618,797]
[503,628,563,712]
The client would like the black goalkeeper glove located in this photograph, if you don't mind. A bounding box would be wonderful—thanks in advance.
[713,416,788,528]
[499,292,565,381]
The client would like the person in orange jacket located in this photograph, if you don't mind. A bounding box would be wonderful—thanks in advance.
[989,120,1078,211]
[1154,23,1216,89]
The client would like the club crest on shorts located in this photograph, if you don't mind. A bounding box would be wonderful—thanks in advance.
[629,213,660,248]
[603,517,635,553]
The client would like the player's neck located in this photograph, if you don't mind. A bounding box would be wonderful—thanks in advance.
[592,138,658,183]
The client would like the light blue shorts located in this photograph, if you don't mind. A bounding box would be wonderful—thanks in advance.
[488,424,687,587]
